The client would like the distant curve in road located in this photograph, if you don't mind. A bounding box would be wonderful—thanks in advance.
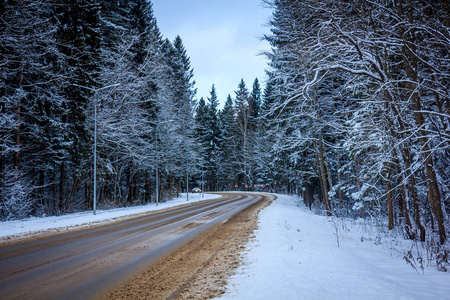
[0,192,264,300]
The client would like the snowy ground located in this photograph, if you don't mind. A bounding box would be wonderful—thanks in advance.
[2,193,449,300]
[219,194,450,300]
[0,193,219,239]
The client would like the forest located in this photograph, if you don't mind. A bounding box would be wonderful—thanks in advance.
[262,0,449,247]
[1,0,449,250]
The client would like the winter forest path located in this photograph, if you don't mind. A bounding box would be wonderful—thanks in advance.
[0,192,272,300]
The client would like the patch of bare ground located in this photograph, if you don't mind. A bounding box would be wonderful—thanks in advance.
[97,194,274,300]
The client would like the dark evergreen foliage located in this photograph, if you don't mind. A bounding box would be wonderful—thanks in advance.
[0,0,198,219]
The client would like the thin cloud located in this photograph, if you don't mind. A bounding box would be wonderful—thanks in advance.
[152,0,271,105]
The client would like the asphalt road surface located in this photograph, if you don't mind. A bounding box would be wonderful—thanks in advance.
[0,192,264,300]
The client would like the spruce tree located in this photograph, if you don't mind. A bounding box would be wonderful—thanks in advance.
[170,36,196,144]
[204,85,222,191]
[219,94,239,189]
[250,78,262,123]
[234,79,252,186]
[54,0,102,212]
[195,97,209,149]
[159,35,198,194]
[0,0,60,217]
[129,0,162,65]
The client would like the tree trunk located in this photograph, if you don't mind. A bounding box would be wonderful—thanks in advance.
[402,147,426,241]
[59,162,65,212]
[389,98,426,241]
[423,153,446,244]
[384,162,394,230]
[400,0,446,245]
[336,154,343,209]
[144,172,150,204]
[408,70,445,244]
[14,62,24,169]
[39,169,45,213]
[325,158,334,210]
[400,177,415,240]
[53,164,58,214]
[353,155,363,218]
[111,160,117,205]
[99,180,105,204]
[318,131,331,215]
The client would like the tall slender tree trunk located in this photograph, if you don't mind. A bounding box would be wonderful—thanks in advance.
[422,150,446,244]
[403,147,426,241]
[407,66,445,244]
[69,176,80,207]
[125,168,132,206]
[384,161,394,230]
[400,0,446,245]
[53,163,58,213]
[14,63,24,169]
[85,180,90,210]
[39,169,45,213]
[400,181,415,239]
[59,162,65,211]
[353,155,361,192]
[336,154,343,209]
[353,155,363,217]
[144,172,150,204]
[325,158,334,210]
[318,131,331,215]
[390,97,426,241]
[113,165,118,205]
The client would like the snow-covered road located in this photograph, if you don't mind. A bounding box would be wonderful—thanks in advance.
[219,194,450,300]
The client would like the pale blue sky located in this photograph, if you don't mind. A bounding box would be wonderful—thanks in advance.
[152,0,272,106]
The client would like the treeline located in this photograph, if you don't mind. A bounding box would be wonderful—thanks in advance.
[261,0,449,245]
[0,0,276,221]
[194,78,271,192]
[0,0,198,219]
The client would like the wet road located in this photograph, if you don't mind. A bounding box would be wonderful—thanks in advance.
[0,192,263,300]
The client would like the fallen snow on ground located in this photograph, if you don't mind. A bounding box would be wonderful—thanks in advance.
[219,194,450,300]
[0,193,219,239]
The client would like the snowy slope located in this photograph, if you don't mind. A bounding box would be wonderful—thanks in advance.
[0,193,220,239]
[219,194,450,300]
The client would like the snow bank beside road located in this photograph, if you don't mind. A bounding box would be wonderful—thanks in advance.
[0,193,220,239]
[220,194,450,300]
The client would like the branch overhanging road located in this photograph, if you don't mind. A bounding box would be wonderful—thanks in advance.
[0,192,265,300]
